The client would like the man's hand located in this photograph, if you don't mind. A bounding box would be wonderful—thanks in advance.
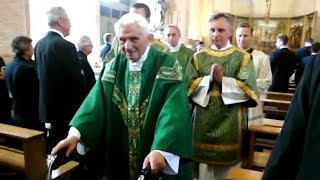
[143,150,166,175]
[211,63,223,83]
[51,135,79,157]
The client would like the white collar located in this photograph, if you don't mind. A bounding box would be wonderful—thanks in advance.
[305,42,312,47]
[279,45,288,49]
[128,45,150,72]
[210,41,232,51]
[49,29,64,38]
[169,42,182,52]
[311,52,318,55]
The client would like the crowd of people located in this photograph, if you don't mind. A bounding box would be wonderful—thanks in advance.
[0,2,319,180]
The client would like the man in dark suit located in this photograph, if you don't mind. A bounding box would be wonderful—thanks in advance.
[0,56,12,124]
[294,37,313,85]
[34,6,85,151]
[269,35,297,92]
[295,37,313,62]
[295,42,320,86]
[77,35,96,96]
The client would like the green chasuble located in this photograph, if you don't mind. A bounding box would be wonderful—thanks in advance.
[186,47,258,165]
[70,46,193,180]
[150,39,170,53]
[169,44,194,77]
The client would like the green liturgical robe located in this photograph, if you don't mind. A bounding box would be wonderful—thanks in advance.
[70,46,193,180]
[169,44,194,76]
[187,47,258,165]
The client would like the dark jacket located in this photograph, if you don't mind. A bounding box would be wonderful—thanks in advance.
[295,46,311,62]
[100,43,111,60]
[77,51,96,96]
[0,57,12,124]
[263,55,320,180]
[268,48,297,92]
[34,31,85,142]
[294,54,318,86]
[4,56,41,130]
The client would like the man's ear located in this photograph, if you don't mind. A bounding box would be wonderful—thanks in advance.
[57,18,63,27]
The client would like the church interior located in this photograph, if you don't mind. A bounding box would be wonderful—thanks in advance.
[0,0,320,179]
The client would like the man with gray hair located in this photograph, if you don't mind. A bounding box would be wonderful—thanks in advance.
[52,13,193,180]
[77,35,96,97]
[34,6,85,152]
[164,24,194,76]
[187,13,258,180]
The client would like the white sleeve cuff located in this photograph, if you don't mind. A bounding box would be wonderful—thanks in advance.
[221,76,249,105]
[68,127,89,155]
[190,75,211,107]
[154,150,180,175]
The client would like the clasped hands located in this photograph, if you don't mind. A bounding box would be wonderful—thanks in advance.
[210,63,223,83]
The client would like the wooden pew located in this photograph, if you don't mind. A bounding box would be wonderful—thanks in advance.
[265,91,293,101]
[247,122,282,169]
[226,167,263,180]
[262,118,284,128]
[0,123,78,180]
[261,98,290,119]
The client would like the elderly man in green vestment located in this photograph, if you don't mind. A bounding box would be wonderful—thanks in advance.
[52,13,193,180]
[186,13,258,180]
[164,24,194,76]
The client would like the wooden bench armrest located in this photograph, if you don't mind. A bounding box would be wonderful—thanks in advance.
[0,123,43,140]
[262,118,284,127]
[0,148,25,171]
[261,99,291,105]
[252,151,271,168]
[249,125,282,135]
[226,167,263,180]
[51,161,79,180]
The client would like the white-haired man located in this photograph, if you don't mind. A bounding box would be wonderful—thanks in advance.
[164,24,194,76]
[34,6,85,152]
[52,13,193,180]
[236,22,272,125]
[77,35,96,97]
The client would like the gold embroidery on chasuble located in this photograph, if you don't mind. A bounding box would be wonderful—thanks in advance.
[127,71,142,178]
[156,60,183,81]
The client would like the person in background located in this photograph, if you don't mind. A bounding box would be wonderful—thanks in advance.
[164,24,194,76]
[295,37,313,63]
[268,35,297,93]
[4,36,41,130]
[195,41,205,52]
[99,33,113,61]
[294,37,313,86]
[0,56,12,124]
[294,42,320,86]
[187,13,258,180]
[236,22,272,125]
[77,35,96,96]
[51,13,193,180]
[34,6,85,152]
